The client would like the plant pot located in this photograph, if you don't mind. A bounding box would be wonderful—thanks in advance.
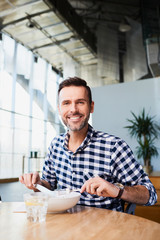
[143,165,153,175]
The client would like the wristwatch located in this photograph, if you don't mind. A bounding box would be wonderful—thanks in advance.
[114,183,124,199]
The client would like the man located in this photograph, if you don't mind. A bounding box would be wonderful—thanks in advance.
[19,77,157,211]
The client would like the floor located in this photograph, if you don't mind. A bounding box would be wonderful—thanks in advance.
[0,181,31,202]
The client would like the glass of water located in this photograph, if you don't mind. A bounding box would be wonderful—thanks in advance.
[24,192,48,222]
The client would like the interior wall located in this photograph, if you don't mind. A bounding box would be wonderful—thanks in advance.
[91,77,160,171]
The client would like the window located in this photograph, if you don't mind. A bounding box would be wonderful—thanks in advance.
[0,33,63,179]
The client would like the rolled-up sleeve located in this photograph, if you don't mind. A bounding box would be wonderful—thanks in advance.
[137,173,157,206]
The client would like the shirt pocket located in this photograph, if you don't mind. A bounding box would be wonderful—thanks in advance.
[83,169,112,182]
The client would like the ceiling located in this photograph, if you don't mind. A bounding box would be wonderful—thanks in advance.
[0,0,160,76]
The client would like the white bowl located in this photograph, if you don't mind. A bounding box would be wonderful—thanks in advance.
[47,191,81,213]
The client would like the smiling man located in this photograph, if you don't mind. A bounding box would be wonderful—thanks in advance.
[57,79,94,152]
[19,77,157,211]
[58,84,93,131]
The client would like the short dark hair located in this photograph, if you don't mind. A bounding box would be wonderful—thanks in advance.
[58,77,92,104]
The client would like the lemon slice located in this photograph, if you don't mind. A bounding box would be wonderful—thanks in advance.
[25,201,43,206]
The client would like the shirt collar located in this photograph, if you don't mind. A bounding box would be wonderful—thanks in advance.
[63,124,94,152]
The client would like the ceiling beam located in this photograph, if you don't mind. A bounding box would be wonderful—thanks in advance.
[0,9,52,30]
[27,18,83,65]
[44,0,97,55]
[69,0,140,9]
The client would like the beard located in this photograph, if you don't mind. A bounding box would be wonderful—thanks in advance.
[62,113,90,132]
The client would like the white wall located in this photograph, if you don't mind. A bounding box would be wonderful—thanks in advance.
[91,77,160,171]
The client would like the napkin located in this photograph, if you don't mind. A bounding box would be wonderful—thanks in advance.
[13,202,26,213]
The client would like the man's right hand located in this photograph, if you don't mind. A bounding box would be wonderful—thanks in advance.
[19,172,41,191]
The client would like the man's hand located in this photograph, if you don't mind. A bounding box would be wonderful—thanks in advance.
[80,176,119,198]
[80,176,150,205]
[19,172,41,191]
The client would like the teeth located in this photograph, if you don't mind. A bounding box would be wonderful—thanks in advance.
[70,116,80,120]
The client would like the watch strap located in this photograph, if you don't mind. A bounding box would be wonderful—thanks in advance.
[116,188,124,199]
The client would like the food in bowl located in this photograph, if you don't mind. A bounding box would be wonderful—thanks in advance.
[47,191,81,213]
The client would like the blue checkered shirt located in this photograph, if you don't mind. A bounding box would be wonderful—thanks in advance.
[42,124,157,211]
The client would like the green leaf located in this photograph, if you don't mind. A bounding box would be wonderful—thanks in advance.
[124,108,160,166]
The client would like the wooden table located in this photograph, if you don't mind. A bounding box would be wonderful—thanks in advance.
[0,202,160,240]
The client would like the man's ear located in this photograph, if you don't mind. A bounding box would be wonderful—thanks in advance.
[90,101,94,113]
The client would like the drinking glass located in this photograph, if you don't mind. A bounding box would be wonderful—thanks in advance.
[24,192,48,222]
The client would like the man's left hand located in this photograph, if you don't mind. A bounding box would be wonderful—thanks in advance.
[80,176,119,198]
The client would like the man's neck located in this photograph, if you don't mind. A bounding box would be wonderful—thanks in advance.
[68,125,88,152]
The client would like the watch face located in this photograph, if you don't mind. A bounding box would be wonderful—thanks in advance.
[114,183,124,189]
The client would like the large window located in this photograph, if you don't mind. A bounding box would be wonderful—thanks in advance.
[0,33,64,179]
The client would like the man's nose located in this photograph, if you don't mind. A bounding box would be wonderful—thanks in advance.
[70,103,77,112]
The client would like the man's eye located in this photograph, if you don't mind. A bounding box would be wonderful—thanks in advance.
[78,101,84,104]
[63,102,69,105]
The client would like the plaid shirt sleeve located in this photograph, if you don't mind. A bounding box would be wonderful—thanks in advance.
[110,138,157,206]
[41,138,57,190]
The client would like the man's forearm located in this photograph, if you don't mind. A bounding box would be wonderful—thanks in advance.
[121,185,149,205]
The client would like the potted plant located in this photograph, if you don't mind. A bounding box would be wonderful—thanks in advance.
[125,108,160,174]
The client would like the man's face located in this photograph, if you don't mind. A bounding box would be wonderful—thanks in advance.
[58,86,94,132]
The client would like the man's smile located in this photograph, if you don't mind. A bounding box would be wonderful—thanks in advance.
[68,115,83,121]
